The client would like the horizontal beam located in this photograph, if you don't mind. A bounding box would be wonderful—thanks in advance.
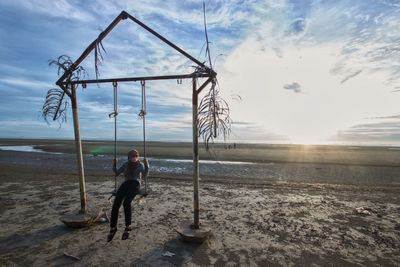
[64,73,213,85]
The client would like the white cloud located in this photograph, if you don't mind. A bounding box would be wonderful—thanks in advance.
[340,70,363,84]
[0,77,51,90]
[148,115,191,132]
[283,82,302,93]
[219,33,400,144]
[0,119,72,139]
[2,0,400,145]
[126,0,278,29]
[3,0,95,22]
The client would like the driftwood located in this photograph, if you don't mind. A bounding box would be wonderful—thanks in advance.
[63,252,81,261]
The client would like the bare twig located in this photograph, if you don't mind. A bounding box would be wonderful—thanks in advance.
[203,2,213,69]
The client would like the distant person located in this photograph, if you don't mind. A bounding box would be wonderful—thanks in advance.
[107,149,149,242]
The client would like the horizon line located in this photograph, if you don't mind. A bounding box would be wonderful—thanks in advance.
[1,137,400,148]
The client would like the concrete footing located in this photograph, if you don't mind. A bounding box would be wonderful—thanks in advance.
[175,221,211,243]
[60,205,105,228]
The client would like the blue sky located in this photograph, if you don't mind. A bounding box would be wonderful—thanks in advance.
[1,0,400,145]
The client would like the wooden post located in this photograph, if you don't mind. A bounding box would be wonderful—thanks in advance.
[192,78,200,229]
[71,84,87,213]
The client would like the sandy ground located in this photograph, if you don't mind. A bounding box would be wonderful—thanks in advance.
[0,146,400,266]
[1,177,399,266]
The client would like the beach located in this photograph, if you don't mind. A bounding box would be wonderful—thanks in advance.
[0,140,399,266]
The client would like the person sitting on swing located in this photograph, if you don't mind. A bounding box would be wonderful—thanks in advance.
[107,149,149,242]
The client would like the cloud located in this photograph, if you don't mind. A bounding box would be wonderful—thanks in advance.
[2,0,96,22]
[1,0,400,144]
[0,119,72,139]
[323,5,400,86]
[229,121,288,143]
[126,0,276,30]
[334,116,400,144]
[283,82,302,93]
[377,0,400,8]
[0,64,26,75]
[340,70,363,84]
[290,18,307,34]
[0,77,51,91]
[148,116,191,131]
[330,109,400,144]
[218,0,400,144]
[365,114,400,120]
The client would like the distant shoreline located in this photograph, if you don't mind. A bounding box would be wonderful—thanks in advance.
[1,138,400,168]
[1,137,400,149]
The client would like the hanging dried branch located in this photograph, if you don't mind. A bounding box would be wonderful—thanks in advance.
[197,4,232,150]
[198,79,232,150]
[42,88,69,125]
[94,35,107,80]
[42,55,87,124]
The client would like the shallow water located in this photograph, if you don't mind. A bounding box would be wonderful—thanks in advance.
[1,145,400,186]
[0,145,62,154]
[0,145,46,153]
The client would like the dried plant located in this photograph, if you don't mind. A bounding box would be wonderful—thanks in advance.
[42,55,87,124]
[94,35,106,80]
[42,88,69,125]
[48,55,87,82]
[198,78,232,150]
[197,2,232,150]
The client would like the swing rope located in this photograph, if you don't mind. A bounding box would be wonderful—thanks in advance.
[109,81,118,192]
[139,80,148,194]
[107,80,148,200]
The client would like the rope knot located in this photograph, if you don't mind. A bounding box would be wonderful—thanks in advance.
[138,109,146,117]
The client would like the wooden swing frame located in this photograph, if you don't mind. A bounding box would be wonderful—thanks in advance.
[56,10,216,230]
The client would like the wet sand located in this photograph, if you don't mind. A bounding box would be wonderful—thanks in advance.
[0,143,400,266]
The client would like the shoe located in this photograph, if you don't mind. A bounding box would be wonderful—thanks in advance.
[122,226,132,240]
[107,227,117,242]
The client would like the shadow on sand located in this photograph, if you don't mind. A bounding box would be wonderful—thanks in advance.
[132,237,206,266]
[0,225,71,253]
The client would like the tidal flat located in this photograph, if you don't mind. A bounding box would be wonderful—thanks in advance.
[0,139,399,266]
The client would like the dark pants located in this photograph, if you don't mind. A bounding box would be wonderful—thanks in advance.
[110,180,140,228]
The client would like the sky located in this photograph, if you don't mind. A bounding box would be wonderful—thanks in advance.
[1,0,400,145]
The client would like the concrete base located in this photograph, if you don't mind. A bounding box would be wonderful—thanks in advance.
[175,221,211,243]
[60,205,105,228]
